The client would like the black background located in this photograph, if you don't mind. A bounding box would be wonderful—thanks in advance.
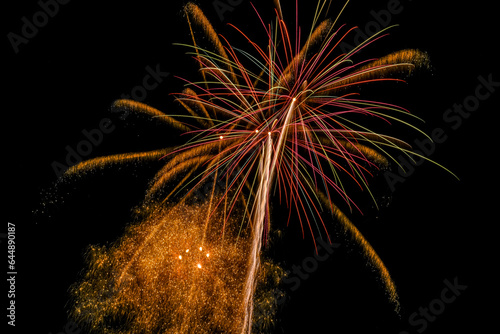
[4,0,498,333]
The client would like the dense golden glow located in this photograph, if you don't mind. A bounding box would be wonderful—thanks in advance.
[69,199,258,333]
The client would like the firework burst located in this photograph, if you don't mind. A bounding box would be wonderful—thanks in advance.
[60,1,455,332]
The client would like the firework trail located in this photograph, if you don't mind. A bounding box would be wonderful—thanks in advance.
[241,95,298,332]
[52,1,457,333]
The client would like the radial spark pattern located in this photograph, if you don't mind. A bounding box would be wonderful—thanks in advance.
[58,1,453,332]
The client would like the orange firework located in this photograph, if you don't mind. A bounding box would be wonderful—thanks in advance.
[70,199,254,333]
[59,1,457,333]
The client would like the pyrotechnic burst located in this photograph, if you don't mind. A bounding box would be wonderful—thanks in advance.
[70,198,254,333]
[59,0,454,333]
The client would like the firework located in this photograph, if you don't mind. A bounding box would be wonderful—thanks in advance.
[61,0,454,332]
[70,199,253,333]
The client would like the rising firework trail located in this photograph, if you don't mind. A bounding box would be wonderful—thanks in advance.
[44,0,457,332]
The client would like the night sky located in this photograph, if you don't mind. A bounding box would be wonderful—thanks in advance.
[5,0,498,333]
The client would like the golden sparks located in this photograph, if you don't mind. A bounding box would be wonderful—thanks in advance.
[69,199,260,333]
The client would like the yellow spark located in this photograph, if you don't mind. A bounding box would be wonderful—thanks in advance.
[197,263,202,269]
